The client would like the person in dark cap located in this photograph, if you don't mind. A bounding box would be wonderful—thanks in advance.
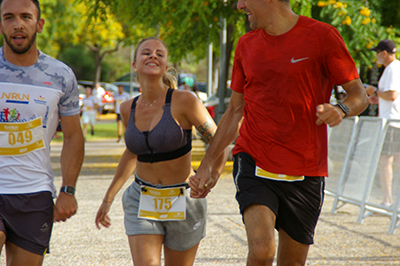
[366,39,400,207]
[370,39,397,54]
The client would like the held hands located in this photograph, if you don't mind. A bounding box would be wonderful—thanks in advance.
[189,164,215,198]
[368,96,379,105]
[54,193,78,222]
[95,201,112,229]
[365,86,376,97]
[316,103,343,127]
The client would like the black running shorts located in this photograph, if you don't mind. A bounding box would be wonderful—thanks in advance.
[232,152,325,245]
[0,192,54,255]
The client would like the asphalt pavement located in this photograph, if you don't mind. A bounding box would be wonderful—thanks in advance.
[1,136,400,265]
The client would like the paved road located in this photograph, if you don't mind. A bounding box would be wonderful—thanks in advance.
[1,139,400,265]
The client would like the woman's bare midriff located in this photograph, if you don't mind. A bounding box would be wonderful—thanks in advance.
[135,152,195,185]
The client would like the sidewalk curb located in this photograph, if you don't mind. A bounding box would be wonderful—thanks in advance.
[51,160,234,174]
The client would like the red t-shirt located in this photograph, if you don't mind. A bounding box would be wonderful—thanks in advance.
[231,16,359,177]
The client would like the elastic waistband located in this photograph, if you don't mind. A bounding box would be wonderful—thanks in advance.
[134,175,189,189]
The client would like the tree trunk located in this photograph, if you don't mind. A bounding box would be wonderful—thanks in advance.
[94,49,102,84]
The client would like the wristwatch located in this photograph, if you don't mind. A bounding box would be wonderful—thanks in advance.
[335,102,350,118]
[60,186,76,196]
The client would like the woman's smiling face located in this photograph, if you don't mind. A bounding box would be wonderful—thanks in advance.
[134,39,168,77]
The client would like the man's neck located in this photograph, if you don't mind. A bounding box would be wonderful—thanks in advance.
[263,10,299,36]
[384,56,396,67]
[3,45,39,67]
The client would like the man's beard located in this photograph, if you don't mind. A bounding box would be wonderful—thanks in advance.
[3,32,37,55]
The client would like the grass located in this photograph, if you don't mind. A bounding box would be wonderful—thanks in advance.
[51,122,118,142]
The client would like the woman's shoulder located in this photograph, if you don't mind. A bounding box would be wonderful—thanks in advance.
[171,88,198,102]
[170,88,205,120]
[120,98,135,113]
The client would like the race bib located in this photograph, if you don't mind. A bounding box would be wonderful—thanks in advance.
[255,166,304,182]
[0,117,45,156]
[138,186,186,221]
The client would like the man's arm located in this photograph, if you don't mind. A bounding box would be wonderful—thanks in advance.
[366,86,399,102]
[377,90,399,101]
[316,78,369,127]
[190,91,245,198]
[54,114,84,222]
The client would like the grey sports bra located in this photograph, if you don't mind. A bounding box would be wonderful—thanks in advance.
[125,88,192,163]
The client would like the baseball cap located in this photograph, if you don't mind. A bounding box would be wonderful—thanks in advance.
[370,39,397,53]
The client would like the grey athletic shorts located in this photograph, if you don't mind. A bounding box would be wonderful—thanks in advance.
[233,152,325,245]
[122,175,207,251]
[382,126,400,155]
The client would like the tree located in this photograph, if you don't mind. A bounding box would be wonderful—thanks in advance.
[3,0,397,85]
[373,0,400,29]
[71,1,125,83]
[314,0,399,67]
[39,0,126,83]
[80,0,246,99]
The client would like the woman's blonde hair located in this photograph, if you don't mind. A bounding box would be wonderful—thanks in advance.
[134,37,177,89]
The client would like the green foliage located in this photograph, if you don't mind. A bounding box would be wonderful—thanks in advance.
[81,0,241,63]
[372,0,400,29]
[57,44,113,81]
[291,0,312,17]
[38,0,84,57]
[52,121,118,142]
[103,47,133,82]
[58,45,94,80]
[1,0,399,83]
[314,0,399,67]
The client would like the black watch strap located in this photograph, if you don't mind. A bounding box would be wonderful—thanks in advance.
[60,186,75,196]
[335,102,349,118]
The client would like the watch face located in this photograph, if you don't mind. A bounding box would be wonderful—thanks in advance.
[61,186,75,195]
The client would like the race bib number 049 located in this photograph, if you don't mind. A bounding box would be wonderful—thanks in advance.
[138,186,186,221]
[0,117,45,156]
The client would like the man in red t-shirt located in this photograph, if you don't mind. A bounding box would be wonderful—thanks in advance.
[190,0,368,265]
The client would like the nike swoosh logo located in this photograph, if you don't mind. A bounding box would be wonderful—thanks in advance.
[291,57,309,63]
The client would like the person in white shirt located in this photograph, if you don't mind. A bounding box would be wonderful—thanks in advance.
[81,86,99,140]
[114,85,130,142]
[366,39,400,207]
[93,82,105,119]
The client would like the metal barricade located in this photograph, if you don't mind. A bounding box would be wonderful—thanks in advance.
[326,117,358,197]
[327,117,400,233]
[360,119,400,233]
[328,117,386,215]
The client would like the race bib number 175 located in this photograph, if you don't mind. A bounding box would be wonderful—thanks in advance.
[138,186,186,221]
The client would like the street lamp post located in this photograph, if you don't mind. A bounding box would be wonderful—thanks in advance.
[217,17,227,124]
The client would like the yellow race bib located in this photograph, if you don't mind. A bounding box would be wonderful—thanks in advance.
[255,166,304,182]
[0,117,45,156]
[138,186,186,221]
